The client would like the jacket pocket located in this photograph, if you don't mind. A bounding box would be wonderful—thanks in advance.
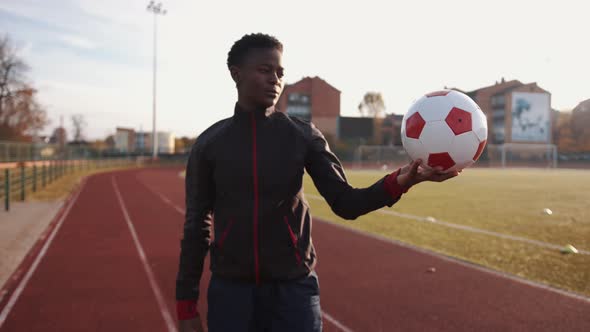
[283,216,302,265]
[216,218,235,250]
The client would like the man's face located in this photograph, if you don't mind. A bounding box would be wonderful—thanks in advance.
[232,48,284,109]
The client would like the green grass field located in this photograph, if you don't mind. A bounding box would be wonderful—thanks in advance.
[303,168,590,297]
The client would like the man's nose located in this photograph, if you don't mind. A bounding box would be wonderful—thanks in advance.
[269,72,279,84]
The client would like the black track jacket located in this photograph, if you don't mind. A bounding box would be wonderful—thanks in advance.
[176,104,403,302]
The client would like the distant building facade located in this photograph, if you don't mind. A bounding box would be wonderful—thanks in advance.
[136,131,151,153]
[380,114,403,146]
[114,127,175,154]
[570,98,590,152]
[464,79,552,144]
[157,131,175,154]
[114,127,136,153]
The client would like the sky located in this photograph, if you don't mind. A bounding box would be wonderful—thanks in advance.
[0,0,588,140]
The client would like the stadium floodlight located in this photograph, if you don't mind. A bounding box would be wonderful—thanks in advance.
[146,1,166,159]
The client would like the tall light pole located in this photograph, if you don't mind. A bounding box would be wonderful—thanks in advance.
[147,1,166,159]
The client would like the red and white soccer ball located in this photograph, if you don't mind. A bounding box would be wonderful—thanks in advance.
[401,90,488,172]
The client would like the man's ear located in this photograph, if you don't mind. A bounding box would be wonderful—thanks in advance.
[229,66,240,85]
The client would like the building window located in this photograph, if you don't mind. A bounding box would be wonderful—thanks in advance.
[287,93,311,120]
[491,94,505,108]
[492,109,505,120]
[493,125,505,144]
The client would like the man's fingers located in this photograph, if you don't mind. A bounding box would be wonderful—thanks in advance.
[433,171,459,182]
[410,159,421,177]
[416,167,460,182]
[416,166,435,182]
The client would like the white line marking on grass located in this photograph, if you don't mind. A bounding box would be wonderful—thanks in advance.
[112,177,178,332]
[0,179,86,328]
[305,194,590,255]
[147,186,355,332]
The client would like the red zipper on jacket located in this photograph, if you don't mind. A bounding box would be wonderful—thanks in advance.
[217,218,234,250]
[250,112,260,284]
[284,216,302,265]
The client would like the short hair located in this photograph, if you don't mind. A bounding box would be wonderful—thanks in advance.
[227,33,283,69]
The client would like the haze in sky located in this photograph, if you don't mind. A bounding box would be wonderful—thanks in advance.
[0,0,588,139]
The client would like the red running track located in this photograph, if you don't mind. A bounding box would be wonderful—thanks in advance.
[0,168,588,331]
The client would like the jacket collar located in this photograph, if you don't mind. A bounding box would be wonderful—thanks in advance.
[233,103,276,121]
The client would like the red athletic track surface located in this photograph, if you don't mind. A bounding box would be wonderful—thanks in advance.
[0,168,588,332]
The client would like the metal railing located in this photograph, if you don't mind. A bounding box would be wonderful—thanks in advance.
[0,141,158,163]
[0,158,136,211]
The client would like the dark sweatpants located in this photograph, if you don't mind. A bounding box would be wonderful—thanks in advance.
[207,271,323,332]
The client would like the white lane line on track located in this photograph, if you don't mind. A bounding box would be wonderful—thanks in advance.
[112,177,178,332]
[141,184,185,216]
[322,311,355,332]
[157,192,183,215]
[0,179,86,328]
[305,194,590,255]
[144,185,356,332]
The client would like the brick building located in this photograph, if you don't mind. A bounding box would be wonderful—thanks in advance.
[571,98,590,151]
[380,114,404,146]
[464,78,552,144]
[277,76,402,147]
[276,76,340,142]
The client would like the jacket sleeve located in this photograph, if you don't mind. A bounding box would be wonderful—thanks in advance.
[175,140,214,312]
[304,123,406,220]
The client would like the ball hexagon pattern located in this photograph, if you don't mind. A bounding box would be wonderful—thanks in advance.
[445,107,472,135]
[405,113,426,139]
[401,90,488,171]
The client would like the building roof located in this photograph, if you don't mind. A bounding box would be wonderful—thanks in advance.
[573,99,590,113]
[284,76,341,93]
[447,87,468,94]
[467,79,523,95]
[465,78,550,97]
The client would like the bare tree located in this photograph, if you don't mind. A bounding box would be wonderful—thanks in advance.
[71,114,87,142]
[0,35,48,141]
[358,92,386,118]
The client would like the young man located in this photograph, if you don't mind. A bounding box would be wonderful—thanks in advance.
[176,33,458,332]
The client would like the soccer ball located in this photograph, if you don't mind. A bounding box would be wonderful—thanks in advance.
[401,90,488,172]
